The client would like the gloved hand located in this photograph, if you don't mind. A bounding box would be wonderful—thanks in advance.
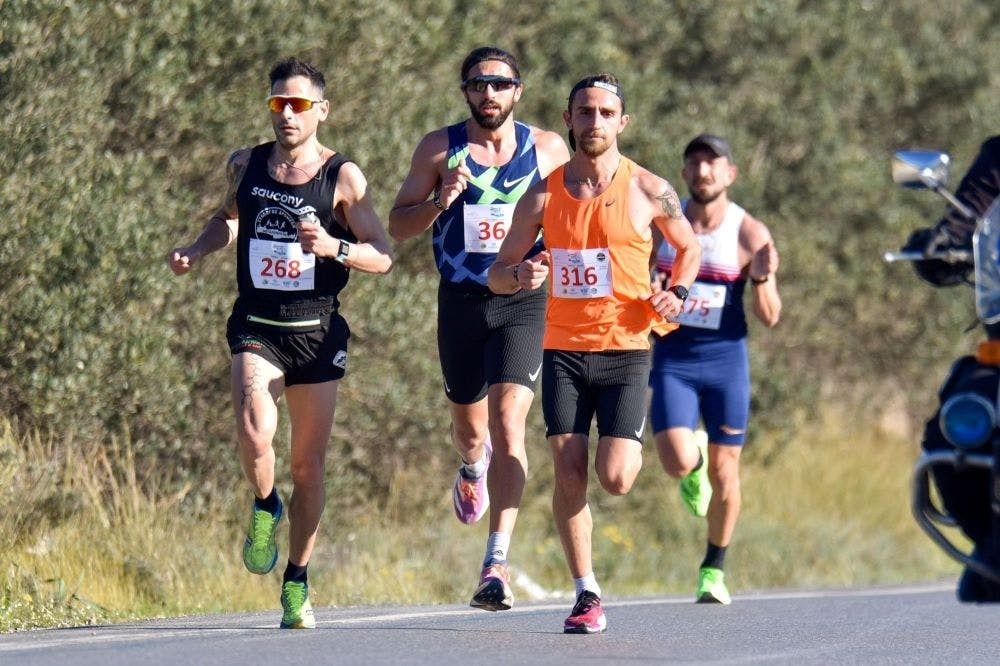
[901,226,971,287]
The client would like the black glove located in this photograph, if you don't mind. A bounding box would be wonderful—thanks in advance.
[901,226,971,287]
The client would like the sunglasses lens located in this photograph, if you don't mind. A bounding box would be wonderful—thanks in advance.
[267,97,315,113]
[464,77,518,93]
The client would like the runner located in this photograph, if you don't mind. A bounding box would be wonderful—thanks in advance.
[388,46,569,611]
[168,57,393,628]
[649,133,781,605]
[487,73,700,633]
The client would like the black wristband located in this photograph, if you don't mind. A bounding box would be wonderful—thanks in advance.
[751,275,769,285]
[433,191,445,210]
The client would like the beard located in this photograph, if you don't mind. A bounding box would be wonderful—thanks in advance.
[577,133,612,158]
[467,99,513,130]
[688,185,723,205]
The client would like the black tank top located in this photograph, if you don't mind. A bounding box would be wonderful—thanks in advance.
[233,142,358,319]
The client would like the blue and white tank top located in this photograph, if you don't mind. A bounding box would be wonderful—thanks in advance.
[655,200,748,343]
[432,120,543,287]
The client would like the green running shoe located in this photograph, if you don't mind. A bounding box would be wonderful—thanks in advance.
[697,566,731,605]
[279,580,316,629]
[242,494,283,575]
[680,430,712,517]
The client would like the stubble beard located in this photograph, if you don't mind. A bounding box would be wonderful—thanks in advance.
[688,186,722,205]
[578,134,612,158]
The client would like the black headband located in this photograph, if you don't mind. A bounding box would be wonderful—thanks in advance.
[567,77,626,110]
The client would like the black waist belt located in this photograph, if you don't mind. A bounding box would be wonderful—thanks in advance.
[239,300,335,328]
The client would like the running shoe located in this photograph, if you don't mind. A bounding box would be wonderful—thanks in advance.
[697,566,731,605]
[470,561,513,611]
[452,440,492,524]
[680,430,712,517]
[563,590,607,634]
[242,493,283,575]
[279,580,316,629]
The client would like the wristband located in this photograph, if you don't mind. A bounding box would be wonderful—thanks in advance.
[433,191,445,210]
[751,275,769,285]
[512,263,520,284]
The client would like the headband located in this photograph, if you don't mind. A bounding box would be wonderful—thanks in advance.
[567,77,626,110]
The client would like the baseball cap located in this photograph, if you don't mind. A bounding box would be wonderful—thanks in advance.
[683,133,733,161]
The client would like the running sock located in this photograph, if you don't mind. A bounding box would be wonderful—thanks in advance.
[461,447,489,478]
[701,542,727,570]
[254,488,281,514]
[484,531,511,566]
[283,561,309,584]
[574,573,602,598]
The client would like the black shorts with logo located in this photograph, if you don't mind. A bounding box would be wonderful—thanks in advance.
[542,349,651,442]
[437,280,545,405]
[226,303,350,386]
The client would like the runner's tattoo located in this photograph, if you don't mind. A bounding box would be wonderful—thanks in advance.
[222,149,250,216]
[239,355,270,408]
[656,185,683,220]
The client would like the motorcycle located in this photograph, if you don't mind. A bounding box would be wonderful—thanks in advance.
[886,148,1000,602]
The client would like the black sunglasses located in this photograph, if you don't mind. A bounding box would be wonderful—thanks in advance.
[461,75,521,93]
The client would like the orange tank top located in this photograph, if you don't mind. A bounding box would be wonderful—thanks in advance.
[541,158,677,351]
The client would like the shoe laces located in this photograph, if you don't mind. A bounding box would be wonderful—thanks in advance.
[458,478,480,503]
[482,562,509,583]
[282,582,307,608]
[571,590,600,616]
[251,508,275,545]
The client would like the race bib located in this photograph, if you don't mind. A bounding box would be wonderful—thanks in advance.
[463,203,514,253]
[550,247,613,298]
[248,239,315,291]
[676,281,726,329]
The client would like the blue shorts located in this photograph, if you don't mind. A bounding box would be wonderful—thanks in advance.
[648,338,749,446]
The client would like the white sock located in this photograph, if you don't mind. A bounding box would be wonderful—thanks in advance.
[462,448,489,478]
[573,573,601,598]
[484,531,510,565]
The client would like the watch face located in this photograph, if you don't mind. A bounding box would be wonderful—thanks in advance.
[669,285,688,301]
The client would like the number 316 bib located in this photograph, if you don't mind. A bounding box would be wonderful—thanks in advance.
[550,247,613,298]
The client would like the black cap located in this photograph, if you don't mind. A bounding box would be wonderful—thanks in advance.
[683,133,733,161]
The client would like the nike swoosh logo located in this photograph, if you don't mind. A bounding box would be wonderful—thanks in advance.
[634,416,646,439]
[528,363,542,382]
[604,198,616,207]
[503,174,531,189]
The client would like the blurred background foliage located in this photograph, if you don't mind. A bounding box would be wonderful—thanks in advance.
[1,0,998,626]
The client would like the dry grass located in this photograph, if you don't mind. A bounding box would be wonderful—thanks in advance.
[1,407,963,631]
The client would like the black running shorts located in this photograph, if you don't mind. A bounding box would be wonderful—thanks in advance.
[541,349,651,442]
[226,309,350,386]
[436,281,545,404]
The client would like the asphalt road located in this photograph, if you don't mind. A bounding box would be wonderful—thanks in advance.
[2,583,998,665]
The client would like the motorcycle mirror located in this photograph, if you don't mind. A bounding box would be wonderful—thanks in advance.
[892,149,952,189]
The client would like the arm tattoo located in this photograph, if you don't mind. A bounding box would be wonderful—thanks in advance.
[656,185,683,220]
[223,151,249,215]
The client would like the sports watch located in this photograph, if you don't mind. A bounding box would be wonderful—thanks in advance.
[334,240,352,264]
[667,284,689,302]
